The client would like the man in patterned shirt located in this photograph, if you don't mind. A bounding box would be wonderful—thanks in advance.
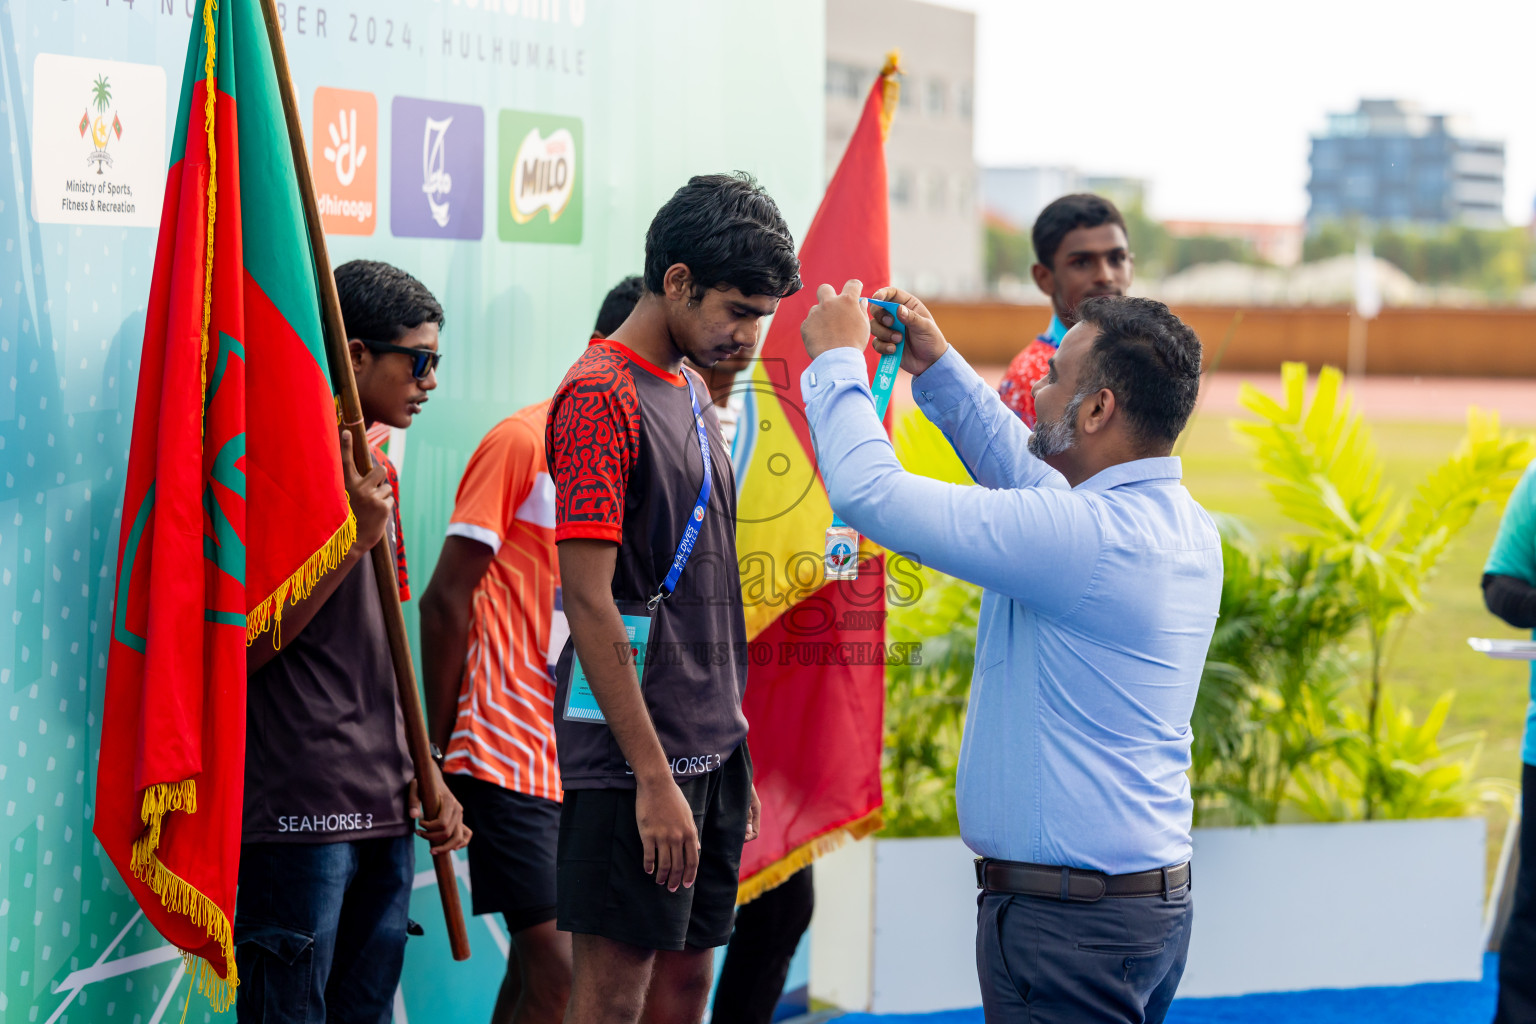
[998,194,1133,426]
[419,274,648,1024]
[548,173,800,1024]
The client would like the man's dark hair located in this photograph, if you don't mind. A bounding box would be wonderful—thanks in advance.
[334,259,445,341]
[1032,193,1127,271]
[1075,295,1201,447]
[594,275,643,336]
[643,173,802,300]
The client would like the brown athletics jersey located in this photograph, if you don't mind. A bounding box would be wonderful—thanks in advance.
[242,453,415,844]
[546,338,749,790]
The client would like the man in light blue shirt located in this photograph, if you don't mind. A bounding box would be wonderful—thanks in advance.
[799,282,1220,1024]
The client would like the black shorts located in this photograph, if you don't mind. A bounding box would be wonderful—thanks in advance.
[446,773,560,934]
[556,743,751,951]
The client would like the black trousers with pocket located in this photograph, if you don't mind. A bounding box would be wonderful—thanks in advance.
[976,885,1193,1024]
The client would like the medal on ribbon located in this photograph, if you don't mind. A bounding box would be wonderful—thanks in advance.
[824,297,906,581]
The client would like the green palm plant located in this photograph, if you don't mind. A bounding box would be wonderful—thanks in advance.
[1193,532,1363,825]
[1290,690,1517,821]
[91,75,111,114]
[1232,362,1533,818]
[882,567,979,836]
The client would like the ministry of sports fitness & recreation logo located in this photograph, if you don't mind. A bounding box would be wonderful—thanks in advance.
[81,74,123,174]
[311,86,377,236]
[390,97,484,240]
[497,109,583,244]
[32,53,164,227]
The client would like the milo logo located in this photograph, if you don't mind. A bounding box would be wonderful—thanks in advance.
[510,127,576,224]
[498,110,583,244]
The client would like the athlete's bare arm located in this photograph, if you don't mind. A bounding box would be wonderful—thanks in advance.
[419,535,496,753]
[559,538,701,893]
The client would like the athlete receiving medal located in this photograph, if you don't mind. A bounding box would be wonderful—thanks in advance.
[547,172,802,1024]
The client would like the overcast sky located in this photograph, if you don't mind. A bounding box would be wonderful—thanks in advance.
[940,0,1536,225]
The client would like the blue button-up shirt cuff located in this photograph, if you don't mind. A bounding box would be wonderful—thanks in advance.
[798,343,872,393]
[802,347,873,402]
[911,346,980,426]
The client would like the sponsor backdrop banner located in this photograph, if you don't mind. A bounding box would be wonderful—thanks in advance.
[0,2,824,1020]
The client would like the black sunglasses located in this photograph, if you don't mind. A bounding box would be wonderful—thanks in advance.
[360,338,442,380]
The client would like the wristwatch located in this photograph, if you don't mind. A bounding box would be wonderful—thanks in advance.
[430,743,445,768]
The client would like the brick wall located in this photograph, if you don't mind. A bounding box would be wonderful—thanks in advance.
[927,302,1536,377]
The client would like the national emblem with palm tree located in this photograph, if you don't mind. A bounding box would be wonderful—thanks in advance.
[84,73,120,174]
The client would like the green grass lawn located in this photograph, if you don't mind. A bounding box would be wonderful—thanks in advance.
[1179,412,1532,874]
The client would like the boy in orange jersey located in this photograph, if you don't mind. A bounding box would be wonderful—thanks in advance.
[420,397,566,1024]
[419,277,641,1024]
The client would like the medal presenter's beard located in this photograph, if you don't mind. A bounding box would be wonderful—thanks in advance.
[1027,391,1086,459]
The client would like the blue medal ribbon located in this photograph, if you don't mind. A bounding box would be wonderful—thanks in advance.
[830,298,907,530]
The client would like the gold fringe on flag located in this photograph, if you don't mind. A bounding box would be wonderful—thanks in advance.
[735,806,884,906]
[132,778,195,859]
[197,0,219,432]
[878,50,903,142]
[129,780,238,1012]
[245,507,358,646]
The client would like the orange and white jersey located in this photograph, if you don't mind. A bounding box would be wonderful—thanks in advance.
[442,400,564,801]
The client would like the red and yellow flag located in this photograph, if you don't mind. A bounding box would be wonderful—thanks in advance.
[736,55,903,901]
[94,0,353,1004]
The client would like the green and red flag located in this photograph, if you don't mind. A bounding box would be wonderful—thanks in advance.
[735,54,902,901]
[94,0,354,1004]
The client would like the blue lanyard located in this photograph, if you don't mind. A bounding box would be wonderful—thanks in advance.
[650,375,713,610]
[830,298,906,529]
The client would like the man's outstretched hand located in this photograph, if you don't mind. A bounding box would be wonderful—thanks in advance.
[800,280,951,378]
[801,279,872,360]
[870,286,949,377]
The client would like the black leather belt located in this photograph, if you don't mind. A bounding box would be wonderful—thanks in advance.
[975,857,1191,902]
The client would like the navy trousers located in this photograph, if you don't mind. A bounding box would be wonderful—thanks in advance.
[976,886,1193,1024]
[234,835,415,1024]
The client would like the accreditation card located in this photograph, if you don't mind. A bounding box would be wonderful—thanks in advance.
[562,612,652,723]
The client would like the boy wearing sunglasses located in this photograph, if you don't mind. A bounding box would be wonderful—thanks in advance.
[236,259,468,1024]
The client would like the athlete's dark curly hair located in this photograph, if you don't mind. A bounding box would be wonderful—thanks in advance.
[334,259,444,341]
[643,172,802,301]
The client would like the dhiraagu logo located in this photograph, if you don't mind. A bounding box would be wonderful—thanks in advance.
[498,109,583,244]
[312,86,377,235]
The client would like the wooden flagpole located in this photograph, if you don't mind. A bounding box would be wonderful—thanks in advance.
[256,0,471,961]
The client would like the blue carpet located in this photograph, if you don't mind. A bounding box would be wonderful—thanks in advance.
[834,954,1499,1024]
